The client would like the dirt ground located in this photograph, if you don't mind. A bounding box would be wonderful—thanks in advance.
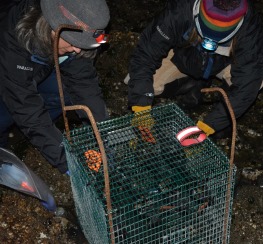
[0,0,263,243]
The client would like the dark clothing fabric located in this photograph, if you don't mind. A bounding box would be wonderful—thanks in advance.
[128,0,263,131]
[0,71,72,147]
[0,0,107,173]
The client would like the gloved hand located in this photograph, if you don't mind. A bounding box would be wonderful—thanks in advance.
[131,106,156,143]
[176,121,215,147]
[196,121,215,136]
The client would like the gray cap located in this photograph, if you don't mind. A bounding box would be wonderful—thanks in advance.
[40,0,110,49]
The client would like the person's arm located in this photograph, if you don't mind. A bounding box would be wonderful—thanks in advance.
[128,0,186,108]
[203,8,263,132]
[61,55,108,122]
[1,54,68,173]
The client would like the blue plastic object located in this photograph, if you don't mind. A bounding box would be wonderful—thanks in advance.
[0,147,57,211]
[40,193,57,212]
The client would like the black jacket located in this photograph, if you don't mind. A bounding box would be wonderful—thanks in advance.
[0,0,107,173]
[128,0,263,131]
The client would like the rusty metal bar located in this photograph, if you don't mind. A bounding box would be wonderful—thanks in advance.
[53,25,115,244]
[201,87,236,244]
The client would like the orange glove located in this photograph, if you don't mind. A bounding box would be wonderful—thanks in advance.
[131,106,156,143]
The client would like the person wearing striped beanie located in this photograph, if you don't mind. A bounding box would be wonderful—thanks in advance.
[195,0,248,51]
[126,0,263,143]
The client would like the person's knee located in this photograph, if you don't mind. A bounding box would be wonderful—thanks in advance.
[0,113,14,148]
[0,132,9,147]
[0,100,14,147]
[153,85,165,95]
[216,65,232,86]
[0,112,14,137]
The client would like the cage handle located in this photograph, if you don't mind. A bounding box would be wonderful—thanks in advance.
[53,25,115,244]
[201,87,236,244]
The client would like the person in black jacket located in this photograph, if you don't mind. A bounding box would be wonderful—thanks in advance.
[126,0,263,141]
[0,0,110,174]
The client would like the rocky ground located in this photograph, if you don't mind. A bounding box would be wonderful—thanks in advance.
[0,0,263,243]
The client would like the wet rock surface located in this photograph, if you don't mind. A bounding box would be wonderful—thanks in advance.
[1,0,263,243]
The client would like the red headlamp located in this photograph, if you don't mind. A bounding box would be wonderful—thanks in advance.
[93,29,109,44]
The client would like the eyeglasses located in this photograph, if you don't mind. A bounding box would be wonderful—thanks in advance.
[93,29,109,44]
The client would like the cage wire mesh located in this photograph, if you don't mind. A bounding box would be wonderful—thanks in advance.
[64,103,236,244]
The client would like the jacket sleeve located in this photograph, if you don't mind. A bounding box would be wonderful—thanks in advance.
[60,56,108,122]
[0,53,68,173]
[204,8,263,131]
[128,0,187,107]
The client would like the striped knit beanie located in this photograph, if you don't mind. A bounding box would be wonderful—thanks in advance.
[197,0,248,41]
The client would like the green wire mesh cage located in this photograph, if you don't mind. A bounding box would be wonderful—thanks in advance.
[64,103,236,244]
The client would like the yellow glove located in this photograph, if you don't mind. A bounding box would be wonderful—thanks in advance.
[196,121,215,136]
[131,106,156,143]
[131,106,155,128]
